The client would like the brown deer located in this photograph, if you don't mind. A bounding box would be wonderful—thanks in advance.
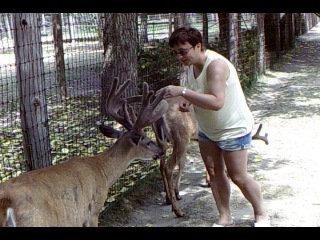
[0,77,168,227]
[151,97,269,218]
[151,97,197,217]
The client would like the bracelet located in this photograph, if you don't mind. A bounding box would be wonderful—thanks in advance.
[182,87,187,97]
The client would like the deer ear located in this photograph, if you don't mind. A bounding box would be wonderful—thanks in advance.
[99,124,122,139]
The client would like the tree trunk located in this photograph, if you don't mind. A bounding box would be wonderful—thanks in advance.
[202,13,208,46]
[229,13,238,67]
[295,13,302,36]
[274,13,281,58]
[67,13,74,43]
[13,13,52,171]
[139,13,148,45]
[174,13,190,30]
[264,13,281,58]
[100,13,139,116]
[218,13,229,56]
[97,13,104,45]
[4,13,12,40]
[256,13,266,74]
[168,13,173,36]
[283,13,293,51]
[52,14,67,100]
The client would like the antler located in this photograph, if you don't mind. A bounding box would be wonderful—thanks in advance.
[252,123,269,145]
[105,77,168,134]
[127,94,176,149]
[105,77,134,130]
[133,82,168,134]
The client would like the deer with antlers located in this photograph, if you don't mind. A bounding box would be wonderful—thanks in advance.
[151,96,269,218]
[0,77,168,227]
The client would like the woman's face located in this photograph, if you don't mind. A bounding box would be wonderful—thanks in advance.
[172,43,199,66]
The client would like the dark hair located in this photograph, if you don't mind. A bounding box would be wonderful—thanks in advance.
[169,27,205,51]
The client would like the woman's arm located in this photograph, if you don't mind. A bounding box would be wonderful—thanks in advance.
[156,59,229,111]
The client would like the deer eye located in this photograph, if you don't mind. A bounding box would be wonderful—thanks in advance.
[132,133,142,145]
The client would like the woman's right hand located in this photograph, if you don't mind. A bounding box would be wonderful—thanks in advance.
[155,85,184,99]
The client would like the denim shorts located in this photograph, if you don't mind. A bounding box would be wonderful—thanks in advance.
[198,130,252,151]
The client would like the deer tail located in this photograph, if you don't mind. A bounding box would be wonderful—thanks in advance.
[0,197,16,227]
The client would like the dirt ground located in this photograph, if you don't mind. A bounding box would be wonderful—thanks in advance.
[98,23,320,228]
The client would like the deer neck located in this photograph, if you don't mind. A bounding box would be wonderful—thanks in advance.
[97,139,136,187]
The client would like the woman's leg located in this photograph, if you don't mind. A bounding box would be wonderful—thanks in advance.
[199,141,233,225]
[223,149,269,224]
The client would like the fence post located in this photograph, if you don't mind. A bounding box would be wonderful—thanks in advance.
[13,13,52,171]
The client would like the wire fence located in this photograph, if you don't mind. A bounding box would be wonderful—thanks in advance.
[0,13,319,207]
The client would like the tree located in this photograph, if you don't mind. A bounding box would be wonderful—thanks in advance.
[52,14,67,100]
[174,13,190,30]
[229,13,238,67]
[202,13,208,46]
[282,13,295,51]
[264,13,281,57]
[218,13,229,56]
[100,13,139,116]
[139,13,148,45]
[256,13,266,74]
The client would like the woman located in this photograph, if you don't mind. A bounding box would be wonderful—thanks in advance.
[156,26,270,227]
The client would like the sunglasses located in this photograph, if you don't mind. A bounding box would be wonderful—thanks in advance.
[172,47,193,57]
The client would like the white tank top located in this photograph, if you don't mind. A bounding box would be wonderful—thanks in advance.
[185,50,254,141]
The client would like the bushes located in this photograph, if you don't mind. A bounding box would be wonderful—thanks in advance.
[138,40,182,91]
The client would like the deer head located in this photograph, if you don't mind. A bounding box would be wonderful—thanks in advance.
[99,77,169,160]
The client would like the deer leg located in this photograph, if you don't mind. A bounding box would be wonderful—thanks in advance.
[175,167,183,200]
[173,140,190,200]
[166,153,184,217]
[164,156,176,205]
[159,154,172,205]
[174,151,186,201]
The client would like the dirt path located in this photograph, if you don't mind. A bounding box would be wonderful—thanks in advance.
[99,23,320,227]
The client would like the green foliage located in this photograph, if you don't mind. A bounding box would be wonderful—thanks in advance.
[237,29,259,94]
[206,30,259,95]
[206,38,229,58]
[137,40,182,91]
